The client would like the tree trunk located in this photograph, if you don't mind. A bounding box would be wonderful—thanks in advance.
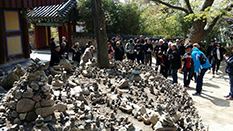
[188,19,207,43]
[91,0,110,68]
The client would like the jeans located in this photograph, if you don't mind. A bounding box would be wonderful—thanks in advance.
[184,68,193,86]
[171,69,178,83]
[196,68,208,93]
[212,59,221,74]
[229,75,233,97]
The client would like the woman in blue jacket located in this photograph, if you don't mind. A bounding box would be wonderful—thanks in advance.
[191,44,211,95]
[223,46,233,100]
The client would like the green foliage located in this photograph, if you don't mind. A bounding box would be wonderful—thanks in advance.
[78,0,141,35]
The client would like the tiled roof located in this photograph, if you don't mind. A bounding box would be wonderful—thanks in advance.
[27,0,77,24]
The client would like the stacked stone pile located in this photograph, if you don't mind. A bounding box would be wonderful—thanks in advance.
[0,58,206,131]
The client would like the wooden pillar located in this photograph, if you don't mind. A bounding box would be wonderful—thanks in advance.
[58,26,62,43]
[0,9,7,64]
[34,25,47,49]
[34,24,39,49]
[21,13,30,58]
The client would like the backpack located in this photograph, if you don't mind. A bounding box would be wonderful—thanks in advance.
[199,53,206,64]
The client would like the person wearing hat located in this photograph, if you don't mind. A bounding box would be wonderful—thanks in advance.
[50,43,62,67]
[115,41,124,61]
[125,38,135,61]
[223,46,233,100]
[182,44,194,88]
[191,43,211,95]
[50,37,56,53]
[206,39,216,70]
[169,43,181,84]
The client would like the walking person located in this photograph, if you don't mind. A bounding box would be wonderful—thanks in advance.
[125,39,135,61]
[212,43,226,76]
[156,51,170,78]
[206,39,216,72]
[223,46,233,100]
[191,43,211,95]
[115,41,124,61]
[182,44,194,88]
[134,39,144,64]
[169,44,181,84]
[145,38,153,66]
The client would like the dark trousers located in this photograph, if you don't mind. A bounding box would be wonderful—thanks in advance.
[160,66,168,78]
[196,68,207,93]
[136,54,144,64]
[171,69,178,83]
[183,68,193,86]
[229,75,233,97]
[212,59,221,74]
[127,53,135,61]
[145,54,152,66]
[208,56,214,68]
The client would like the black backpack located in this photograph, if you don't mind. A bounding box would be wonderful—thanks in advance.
[199,53,206,64]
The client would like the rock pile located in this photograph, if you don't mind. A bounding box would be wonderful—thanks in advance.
[0,58,206,131]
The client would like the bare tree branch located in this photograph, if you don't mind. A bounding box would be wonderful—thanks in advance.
[200,0,214,11]
[151,0,189,14]
[184,0,193,13]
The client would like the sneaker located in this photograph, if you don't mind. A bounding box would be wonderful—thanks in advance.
[187,85,190,88]
[224,95,230,98]
[226,96,233,100]
[192,92,200,96]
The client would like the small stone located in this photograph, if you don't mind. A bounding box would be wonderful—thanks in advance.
[31,82,39,91]
[0,105,5,112]
[44,115,53,122]
[14,118,21,124]
[41,99,55,107]
[117,79,129,89]
[33,95,41,102]
[14,90,22,99]
[41,85,50,93]
[11,111,18,118]
[22,91,34,98]
[55,103,67,112]
[26,111,37,121]
[35,106,55,117]
[8,101,16,110]
[35,102,41,108]
[19,113,27,120]
[17,98,35,113]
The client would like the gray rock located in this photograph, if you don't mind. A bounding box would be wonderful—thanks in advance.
[19,113,27,120]
[0,105,5,112]
[14,90,22,99]
[35,102,41,108]
[32,95,41,102]
[118,79,129,89]
[35,106,55,117]
[44,115,53,122]
[13,118,21,124]
[1,72,19,90]
[22,91,34,98]
[41,99,55,107]
[11,111,18,118]
[8,101,16,110]
[31,82,39,91]
[26,111,37,121]
[16,98,35,113]
[55,103,67,112]
[41,85,50,93]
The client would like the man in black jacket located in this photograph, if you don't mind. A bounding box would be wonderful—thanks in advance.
[50,44,62,67]
[207,39,215,68]
[134,39,144,64]
[145,38,153,66]
[212,43,226,76]
[169,44,181,83]
[50,37,56,53]
[178,39,185,73]
[156,51,170,78]
[115,41,124,61]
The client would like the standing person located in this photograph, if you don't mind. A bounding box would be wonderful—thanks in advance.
[182,44,194,88]
[125,39,135,61]
[108,42,115,59]
[191,43,211,95]
[71,42,82,66]
[85,41,92,49]
[60,41,68,59]
[212,43,226,76]
[81,45,95,65]
[115,41,124,61]
[156,51,169,78]
[134,39,144,64]
[154,39,166,56]
[169,44,181,83]
[207,39,215,71]
[50,37,56,53]
[139,35,144,44]
[50,44,62,67]
[145,38,153,66]
[163,38,168,48]
[61,36,69,51]
[223,46,233,100]
[178,39,185,73]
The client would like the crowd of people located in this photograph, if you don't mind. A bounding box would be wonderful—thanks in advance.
[49,35,233,100]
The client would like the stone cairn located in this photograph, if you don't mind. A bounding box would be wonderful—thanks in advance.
[0,58,206,131]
